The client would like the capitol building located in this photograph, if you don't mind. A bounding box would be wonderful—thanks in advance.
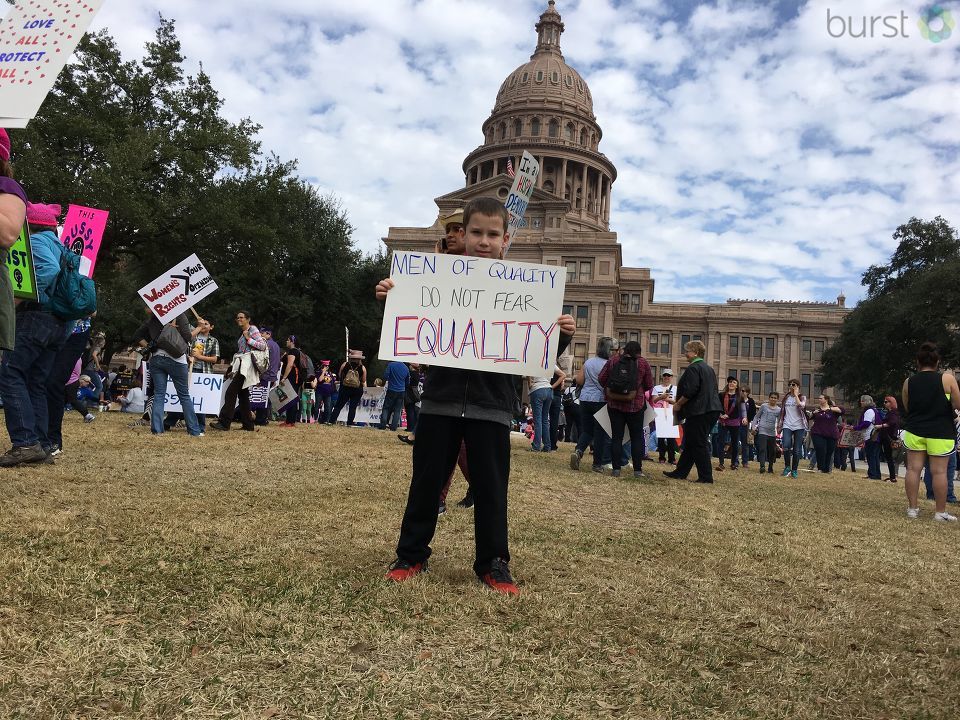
[384,1,849,401]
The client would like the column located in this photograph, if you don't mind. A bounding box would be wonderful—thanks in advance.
[776,333,786,389]
[580,163,588,210]
[789,331,800,384]
[589,301,600,356]
[604,180,612,222]
[537,156,545,188]
[718,332,729,380]
[599,176,606,218]
[560,158,568,200]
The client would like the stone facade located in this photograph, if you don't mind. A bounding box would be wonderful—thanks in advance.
[383,1,850,400]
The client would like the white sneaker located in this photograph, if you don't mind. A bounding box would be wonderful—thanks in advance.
[933,511,958,522]
[84,413,96,423]
[906,507,920,519]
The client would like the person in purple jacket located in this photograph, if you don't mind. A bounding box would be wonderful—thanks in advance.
[0,128,26,353]
[809,394,843,473]
[716,377,746,471]
[876,396,901,482]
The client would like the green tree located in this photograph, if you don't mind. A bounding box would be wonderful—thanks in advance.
[822,217,960,398]
[9,19,387,365]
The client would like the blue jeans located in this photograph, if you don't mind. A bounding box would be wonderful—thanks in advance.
[0,310,67,448]
[781,427,806,472]
[864,439,882,479]
[530,387,553,451]
[149,355,201,436]
[379,390,405,430]
[317,394,334,424]
[576,400,612,468]
[924,451,957,502]
[740,424,755,464]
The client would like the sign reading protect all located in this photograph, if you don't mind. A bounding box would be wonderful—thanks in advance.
[138,253,218,322]
[378,251,566,378]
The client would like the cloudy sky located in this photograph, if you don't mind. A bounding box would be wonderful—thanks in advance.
[20,0,960,304]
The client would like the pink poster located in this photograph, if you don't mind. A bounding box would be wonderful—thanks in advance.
[60,205,109,278]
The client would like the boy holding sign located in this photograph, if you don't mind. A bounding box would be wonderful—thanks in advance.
[376,197,576,595]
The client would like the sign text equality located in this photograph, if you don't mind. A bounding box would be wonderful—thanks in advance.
[379,252,566,377]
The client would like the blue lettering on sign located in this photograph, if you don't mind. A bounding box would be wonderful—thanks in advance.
[391,253,437,276]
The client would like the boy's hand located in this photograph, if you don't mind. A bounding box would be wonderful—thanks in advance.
[557,314,576,336]
[375,278,394,301]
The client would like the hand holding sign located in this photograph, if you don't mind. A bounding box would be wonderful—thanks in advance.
[60,204,108,278]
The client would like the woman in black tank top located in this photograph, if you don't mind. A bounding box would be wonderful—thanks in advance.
[901,342,960,521]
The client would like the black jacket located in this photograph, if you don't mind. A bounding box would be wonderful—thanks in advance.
[677,359,723,419]
[420,332,572,427]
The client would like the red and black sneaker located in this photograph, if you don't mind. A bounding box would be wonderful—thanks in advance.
[385,558,427,582]
[479,558,519,596]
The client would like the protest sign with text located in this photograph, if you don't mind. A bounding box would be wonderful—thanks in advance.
[61,204,108,277]
[138,253,218,322]
[335,386,385,425]
[378,251,566,377]
[503,151,540,252]
[6,223,36,300]
[142,369,226,416]
[0,0,106,127]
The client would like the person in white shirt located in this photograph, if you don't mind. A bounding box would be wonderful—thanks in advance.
[780,379,807,478]
[652,369,678,463]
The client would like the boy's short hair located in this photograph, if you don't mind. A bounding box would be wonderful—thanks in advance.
[463,197,508,233]
[769,391,780,398]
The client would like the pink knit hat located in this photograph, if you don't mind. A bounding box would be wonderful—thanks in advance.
[26,202,62,227]
[0,128,10,163]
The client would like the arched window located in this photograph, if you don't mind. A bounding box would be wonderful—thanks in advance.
[513,119,522,137]
[548,119,559,138]
[580,128,588,146]
[576,188,582,209]
[544,180,555,194]
[591,133,597,148]
[536,70,544,83]
[531,117,541,136]
[565,123,575,141]
[498,122,506,140]
[564,184,571,200]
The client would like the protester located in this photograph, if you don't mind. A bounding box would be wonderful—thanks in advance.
[570,337,617,473]
[316,360,337,424]
[190,317,220,429]
[209,310,266,432]
[562,383,580,443]
[716,377,744,472]
[44,316,94,456]
[809,394,843,473]
[0,128,26,352]
[780,380,807,478]
[279,335,304,427]
[378,360,409,431]
[329,350,366,425]
[527,367,560,452]
[549,367,567,450]
[254,327,282,426]
[402,363,421,434]
[752,392,781,473]
[902,343,960,521]
[136,312,203,437]
[740,387,757,467]
[377,196,576,595]
[665,340,722,483]
[300,375,316,423]
[0,202,73,467]
[854,395,882,480]
[877,396,901,482]
[120,385,146,414]
[599,340,653,478]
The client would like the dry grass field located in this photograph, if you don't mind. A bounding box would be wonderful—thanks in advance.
[0,412,958,719]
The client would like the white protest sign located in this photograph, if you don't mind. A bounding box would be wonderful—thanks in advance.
[594,403,657,444]
[654,406,680,438]
[138,253,218,322]
[336,386,385,425]
[143,369,226,416]
[0,1,106,127]
[379,251,566,377]
[503,151,540,250]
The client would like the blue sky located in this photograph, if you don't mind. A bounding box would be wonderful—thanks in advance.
[26,0,960,305]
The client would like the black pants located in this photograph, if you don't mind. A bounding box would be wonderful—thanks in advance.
[563,404,579,442]
[330,386,363,425]
[44,328,90,451]
[285,383,302,424]
[608,407,646,472]
[756,433,777,468]
[658,437,677,463]
[673,412,720,482]
[880,435,899,480]
[218,373,253,430]
[812,433,836,473]
[396,414,510,575]
[718,424,741,468]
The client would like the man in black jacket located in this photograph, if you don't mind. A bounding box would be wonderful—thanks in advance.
[665,340,722,483]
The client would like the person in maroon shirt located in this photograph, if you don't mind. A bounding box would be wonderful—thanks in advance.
[599,340,654,479]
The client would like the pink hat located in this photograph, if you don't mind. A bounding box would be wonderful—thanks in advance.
[0,128,10,163]
[26,202,62,227]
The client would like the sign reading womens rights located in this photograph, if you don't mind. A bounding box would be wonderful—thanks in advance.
[378,251,566,377]
[5,223,37,300]
[0,0,106,127]
[60,204,108,277]
[138,253,218,322]
[503,151,540,251]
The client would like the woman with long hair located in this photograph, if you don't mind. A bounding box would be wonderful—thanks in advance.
[854,395,883,480]
[716,377,744,472]
[809,394,843,473]
[780,379,807,478]
[877,396,902,482]
[902,342,960,521]
[570,336,617,473]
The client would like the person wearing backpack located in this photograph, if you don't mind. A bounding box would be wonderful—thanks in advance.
[0,202,79,467]
[279,335,305,427]
[137,311,203,437]
[598,340,654,478]
[328,350,366,425]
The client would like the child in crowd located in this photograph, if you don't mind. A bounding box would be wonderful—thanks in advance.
[752,392,781,473]
[375,197,576,595]
[300,376,316,424]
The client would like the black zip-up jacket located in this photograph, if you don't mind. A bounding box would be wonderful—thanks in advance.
[420,332,572,427]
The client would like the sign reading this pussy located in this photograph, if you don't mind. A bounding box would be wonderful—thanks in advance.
[138,253,218,322]
[378,251,566,377]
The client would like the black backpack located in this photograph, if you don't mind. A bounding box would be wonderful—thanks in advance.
[606,355,639,400]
